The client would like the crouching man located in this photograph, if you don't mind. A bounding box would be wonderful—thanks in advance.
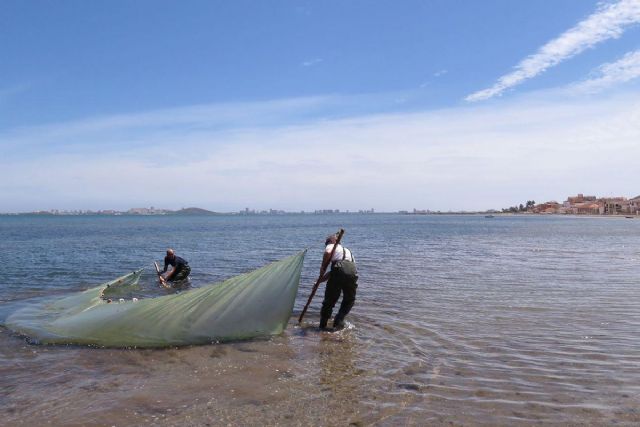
[160,248,191,286]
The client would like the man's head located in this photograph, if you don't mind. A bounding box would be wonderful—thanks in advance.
[166,248,175,258]
[325,234,338,245]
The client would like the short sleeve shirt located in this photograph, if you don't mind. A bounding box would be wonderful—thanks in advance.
[164,255,188,272]
[325,244,354,262]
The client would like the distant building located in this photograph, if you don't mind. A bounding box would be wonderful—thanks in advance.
[558,193,605,215]
[532,201,561,214]
[127,207,167,215]
[569,202,601,215]
[600,197,629,215]
[630,196,640,215]
[128,207,150,215]
[564,193,596,207]
[549,194,637,215]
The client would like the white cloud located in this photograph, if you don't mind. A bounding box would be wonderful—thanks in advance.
[1,89,639,212]
[570,49,640,93]
[419,70,448,87]
[301,58,323,67]
[0,95,343,156]
[466,0,640,102]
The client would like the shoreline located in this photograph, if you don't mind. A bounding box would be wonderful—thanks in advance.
[0,211,638,218]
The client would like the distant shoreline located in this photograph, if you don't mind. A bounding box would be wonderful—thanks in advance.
[1,211,637,218]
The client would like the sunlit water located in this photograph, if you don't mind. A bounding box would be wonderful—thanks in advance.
[1,214,639,426]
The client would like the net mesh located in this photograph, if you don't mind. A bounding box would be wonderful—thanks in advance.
[4,251,306,348]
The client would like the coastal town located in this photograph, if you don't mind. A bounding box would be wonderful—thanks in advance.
[529,194,640,216]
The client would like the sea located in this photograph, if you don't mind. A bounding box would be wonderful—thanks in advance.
[0,214,639,426]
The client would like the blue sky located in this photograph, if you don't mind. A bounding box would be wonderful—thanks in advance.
[1,0,639,212]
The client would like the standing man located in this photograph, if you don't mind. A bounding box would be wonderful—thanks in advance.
[319,233,358,330]
[160,248,191,286]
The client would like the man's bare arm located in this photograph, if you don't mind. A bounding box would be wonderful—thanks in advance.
[318,251,332,282]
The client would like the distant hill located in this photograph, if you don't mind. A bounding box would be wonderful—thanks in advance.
[170,207,220,215]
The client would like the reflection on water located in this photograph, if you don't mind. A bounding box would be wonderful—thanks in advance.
[1,214,640,425]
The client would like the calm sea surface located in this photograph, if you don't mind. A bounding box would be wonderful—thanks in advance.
[1,214,639,426]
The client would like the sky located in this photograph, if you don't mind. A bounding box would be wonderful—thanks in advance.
[1,0,639,212]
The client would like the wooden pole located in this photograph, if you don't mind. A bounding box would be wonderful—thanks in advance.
[154,261,170,289]
[298,228,344,323]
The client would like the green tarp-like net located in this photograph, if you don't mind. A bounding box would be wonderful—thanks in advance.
[4,251,306,348]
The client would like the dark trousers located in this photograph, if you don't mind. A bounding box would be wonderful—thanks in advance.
[320,267,358,328]
[170,265,191,282]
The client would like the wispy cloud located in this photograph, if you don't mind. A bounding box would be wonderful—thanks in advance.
[0,95,348,156]
[419,69,448,88]
[466,0,640,102]
[1,88,639,212]
[570,48,640,93]
[0,90,438,158]
[301,58,323,67]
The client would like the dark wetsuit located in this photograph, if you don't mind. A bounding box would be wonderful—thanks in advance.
[163,255,191,282]
[320,246,358,329]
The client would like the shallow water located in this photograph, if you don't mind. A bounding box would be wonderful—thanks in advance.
[1,214,639,426]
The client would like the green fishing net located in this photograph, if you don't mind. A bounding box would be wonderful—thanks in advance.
[4,251,306,348]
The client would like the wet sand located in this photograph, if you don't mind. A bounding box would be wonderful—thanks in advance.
[2,313,639,426]
[1,322,371,427]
